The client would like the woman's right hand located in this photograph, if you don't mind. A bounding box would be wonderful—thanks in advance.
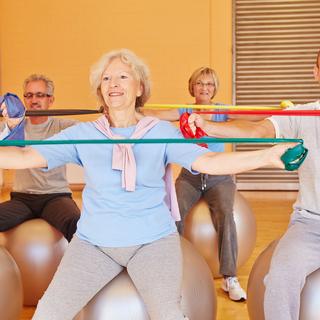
[266,143,300,170]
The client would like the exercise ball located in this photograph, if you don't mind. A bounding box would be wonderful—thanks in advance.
[75,237,216,320]
[184,191,256,277]
[0,246,23,320]
[300,269,320,319]
[247,239,320,320]
[4,219,68,306]
[247,240,278,320]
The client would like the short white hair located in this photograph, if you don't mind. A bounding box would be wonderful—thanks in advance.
[89,49,151,108]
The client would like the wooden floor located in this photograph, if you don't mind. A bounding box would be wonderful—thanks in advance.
[17,190,296,320]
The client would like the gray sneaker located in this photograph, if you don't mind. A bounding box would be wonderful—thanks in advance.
[221,276,247,301]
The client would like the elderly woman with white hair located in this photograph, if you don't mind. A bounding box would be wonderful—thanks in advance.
[0,49,295,320]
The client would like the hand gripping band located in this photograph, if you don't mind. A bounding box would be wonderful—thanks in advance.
[280,143,308,171]
[179,112,208,148]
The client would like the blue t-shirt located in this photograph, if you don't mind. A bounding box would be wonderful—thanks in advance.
[33,120,209,247]
[179,107,228,152]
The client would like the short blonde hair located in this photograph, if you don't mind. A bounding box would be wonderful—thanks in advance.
[89,49,151,109]
[188,67,219,99]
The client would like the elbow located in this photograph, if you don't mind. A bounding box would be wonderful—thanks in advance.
[191,153,215,175]
[20,147,47,169]
[250,121,274,138]
[249,129,263,138]
[248,124,270,138]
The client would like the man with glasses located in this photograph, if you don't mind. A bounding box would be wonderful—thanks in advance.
[0,74,80,242]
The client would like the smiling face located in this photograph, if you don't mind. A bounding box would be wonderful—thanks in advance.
[100,58,142,112]
[193,74,216,105]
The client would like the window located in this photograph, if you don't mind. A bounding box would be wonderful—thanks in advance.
[233,0,320,190]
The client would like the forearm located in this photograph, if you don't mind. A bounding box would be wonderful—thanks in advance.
[0,146,47,169]
[138,108,180,121]
[203,119,275,138]
[192,146,284,175]
[228,114,267,121]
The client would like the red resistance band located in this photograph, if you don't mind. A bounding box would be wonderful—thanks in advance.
[179,112,208,148]
[196,110,320,116]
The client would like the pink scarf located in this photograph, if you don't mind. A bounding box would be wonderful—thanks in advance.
[94,115,181,221]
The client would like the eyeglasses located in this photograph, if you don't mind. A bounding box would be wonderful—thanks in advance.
[195,81,215,88]
[23,92,52,99]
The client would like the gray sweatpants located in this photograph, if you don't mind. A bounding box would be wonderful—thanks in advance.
[175,169,237,276]
[264,211,320,320]
[32,232,185,320]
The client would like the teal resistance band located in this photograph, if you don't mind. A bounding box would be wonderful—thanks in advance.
[0,137,307,171]
[0,137,303,146]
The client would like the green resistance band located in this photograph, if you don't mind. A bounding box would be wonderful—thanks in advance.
[280,143,308,171]
[0,137,303,146]
[0,137,307,171]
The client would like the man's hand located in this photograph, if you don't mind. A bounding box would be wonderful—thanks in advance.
[187,113,206,135]
[1,103,25,130]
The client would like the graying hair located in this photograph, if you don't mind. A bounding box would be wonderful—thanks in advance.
[23,74,54,96]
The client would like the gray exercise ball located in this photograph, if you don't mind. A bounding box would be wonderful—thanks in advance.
[300,270,320,319]
[248,239,320,320]
[184,191,256,277]
[75,237,216,320]
[247,240,278,320]
[4,219,68,306]
[0,246,23,320]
